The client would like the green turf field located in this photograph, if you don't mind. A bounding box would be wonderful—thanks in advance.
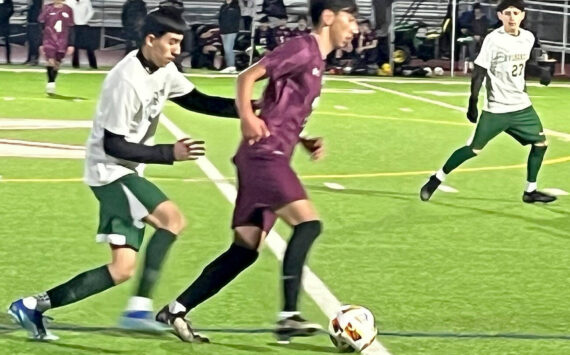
[0,69,569,355]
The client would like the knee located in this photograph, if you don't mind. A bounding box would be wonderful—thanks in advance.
[166,210,187,235]
[467,145,481,155]
[534,141,548,148]
[295,220,322,238]
[107,260,136,284]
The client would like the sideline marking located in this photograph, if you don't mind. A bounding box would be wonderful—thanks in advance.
[351,81,570,142]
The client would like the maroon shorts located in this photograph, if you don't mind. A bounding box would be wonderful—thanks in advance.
[232,152,307,232]
[43,45,66,62]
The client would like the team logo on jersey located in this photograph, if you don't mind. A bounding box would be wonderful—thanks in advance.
[62,12,69,18]
[312,67,320,77]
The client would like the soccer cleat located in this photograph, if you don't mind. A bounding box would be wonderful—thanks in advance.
[274,314,323,344]
[8,299,58,340]
[522,190,557,204]
[420,175,442,201]
[118,310,169,332]
[45,82,56,95]
[155,306,209,343]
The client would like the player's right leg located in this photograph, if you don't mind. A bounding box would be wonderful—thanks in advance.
[420,111,508,201]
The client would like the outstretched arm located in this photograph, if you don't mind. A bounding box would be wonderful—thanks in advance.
[467,64,486,123]
[170,89,240,118]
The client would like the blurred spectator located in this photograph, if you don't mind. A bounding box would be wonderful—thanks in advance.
[238,0,255,31]
[272,17,291,46]
[25,0,43,65]
[439,1,460,59]
[194,25,223,69]
[122,0,147,55]
[354,20,378,69]
[254,16,274,52]
[0,0,14,64]
[66,0,97,68]
[262,0,286,22]
[291,15,310,37]
[458,2,488,69]
[219,0,240,73]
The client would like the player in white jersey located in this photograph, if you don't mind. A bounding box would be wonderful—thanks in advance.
[9,4,240,340]
[420,0,556,204]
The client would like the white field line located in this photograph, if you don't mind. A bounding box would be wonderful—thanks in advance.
[2,67,570,88]
[352,80,570,142]
[158,114,391,355]
[0,118,92,130]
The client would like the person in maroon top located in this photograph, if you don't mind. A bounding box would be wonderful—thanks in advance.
[155,0,359,344]
[291,15,311,38]
[38,0,74,94]
[354,19,378,67]
[272,18,292,47]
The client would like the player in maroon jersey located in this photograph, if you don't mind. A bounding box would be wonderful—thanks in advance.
[38,0,75,94]
[156,0,359,345]
[291,15,311,38]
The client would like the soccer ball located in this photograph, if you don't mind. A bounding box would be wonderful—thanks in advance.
[423,67,433,77]
[328,305,377,353]
[434,66,444,76]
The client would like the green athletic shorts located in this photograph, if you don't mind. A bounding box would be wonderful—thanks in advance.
[470,106,546,149]
[90,174,168,251]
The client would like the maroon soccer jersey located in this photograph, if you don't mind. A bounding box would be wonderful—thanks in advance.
[291,28,311,38]
[272,26,292,46]
[39,3,74,53]
[237,35,324,159]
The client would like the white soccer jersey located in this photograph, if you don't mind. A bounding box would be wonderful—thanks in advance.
[474,27,535,113]
[84,51,194,186]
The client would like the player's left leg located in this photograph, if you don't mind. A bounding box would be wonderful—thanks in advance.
[505,106,556,203]
[274,199,323,343]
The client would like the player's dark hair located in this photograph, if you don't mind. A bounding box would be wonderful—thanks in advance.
[142,2,187,38]
[497,0,525,13]
[310,0,358,26]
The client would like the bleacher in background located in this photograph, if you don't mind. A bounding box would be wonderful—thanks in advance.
[9,0,372,27]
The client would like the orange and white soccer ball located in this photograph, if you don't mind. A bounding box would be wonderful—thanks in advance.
[328,305,377,353]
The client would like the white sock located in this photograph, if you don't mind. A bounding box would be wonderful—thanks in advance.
[526,182,537,193]
[22,297,38,310]
[279,311,300,320]
[435,169,447,182]
[126,296,153,311]
[168,301,187,314]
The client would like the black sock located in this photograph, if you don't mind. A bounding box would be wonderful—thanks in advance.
[282,220,322,312]
[46,67,55,82]
[53,69,59,81]
[136,229,176,298]
[45,265,115,310]
[176,243,258,313]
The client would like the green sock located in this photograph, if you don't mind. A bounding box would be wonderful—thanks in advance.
[45,265,115,310]
[136,229,176,298]
[527,145,547,183]
[442,146,477,174]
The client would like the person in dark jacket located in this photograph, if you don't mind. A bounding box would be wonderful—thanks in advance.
[0,0,14,63]
[218,0,240,73]
[25,0,43,65]
[122,0,147,55]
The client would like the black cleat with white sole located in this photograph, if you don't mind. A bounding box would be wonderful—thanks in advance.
[155,306,209,343]
[522,190,557,204]
[274,314,323,344]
